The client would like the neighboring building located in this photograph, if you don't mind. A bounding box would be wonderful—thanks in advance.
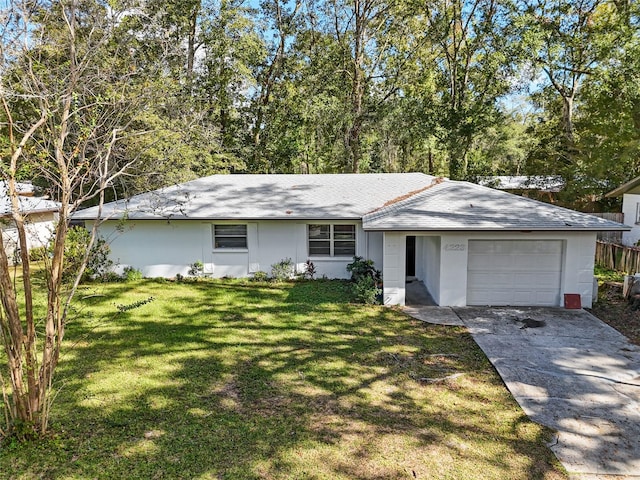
[74,173,628,308]
[605,175,640,247]
[0,182,61,260]
[477,176,564,203]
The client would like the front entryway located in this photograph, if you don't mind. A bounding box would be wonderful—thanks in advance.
[405,279,437,306]
[406,236,416,277]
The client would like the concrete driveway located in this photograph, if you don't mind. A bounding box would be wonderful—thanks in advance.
[408,306,640,478]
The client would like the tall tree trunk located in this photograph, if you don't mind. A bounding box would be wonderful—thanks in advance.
[251,0,301,173]
[186,5,200,76]
[428,147,434,175]
[0,92,47,436]
[562,95,576,152]
[347,0,366,173]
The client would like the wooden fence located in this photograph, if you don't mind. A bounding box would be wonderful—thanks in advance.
[595,241,640,274]
[586,212,625,243]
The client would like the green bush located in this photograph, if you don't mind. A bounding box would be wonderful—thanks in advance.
[352,276,382,305]
[188,260,204,277]
[271,258,295,282]
[123,266,143,282]
[347,256,382,304]
[28,246,48,262]
[100,271,123,283]
[346,256,381,283]
[251,271,269,282]
[56,226,114,282]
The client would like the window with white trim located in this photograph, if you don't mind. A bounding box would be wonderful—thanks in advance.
[214,224,247,249]
[308,224,356,257]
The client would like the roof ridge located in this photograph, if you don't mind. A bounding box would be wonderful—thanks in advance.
[366,177,446,216]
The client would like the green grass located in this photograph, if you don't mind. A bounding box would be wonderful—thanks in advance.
[594,265,625,284]
[1,279,565,479]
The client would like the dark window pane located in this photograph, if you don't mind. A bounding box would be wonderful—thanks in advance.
[215,225,247,236]
[215,236,247,249]
[309,224,330,239]
[334,225,355,240]
[309,240,330,256]
[334,241,356,256]
[214,224,247,249]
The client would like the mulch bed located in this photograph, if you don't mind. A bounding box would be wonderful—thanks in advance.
[588,282,640,346]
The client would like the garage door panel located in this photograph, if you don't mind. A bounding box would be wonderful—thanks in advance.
[468,255,512,269]
[469,270,516,286]
[513,271,561,287]
[535,291,561,304]
[514,255,562,270]
[533,242,563,254]
[468,289,560,306]
[467,240,563,307]
[468,289,513,305]
[513,290,536,304]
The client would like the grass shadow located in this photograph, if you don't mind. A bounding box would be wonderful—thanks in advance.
[1,280,566,479]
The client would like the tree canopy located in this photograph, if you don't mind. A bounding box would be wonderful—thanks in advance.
[4,0,640,195]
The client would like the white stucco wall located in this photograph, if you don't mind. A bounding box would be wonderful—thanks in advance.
[93,217,599,308]
[382,232,406,305]
[366,231,384,273]
[95,219,377,280]
[1,212,58,261]
[382,231,598,308]
[621,193,640,247]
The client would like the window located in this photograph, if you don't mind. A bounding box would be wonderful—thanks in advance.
[636,203,640,225]
[308,224,355,257]
[214,224,247,249]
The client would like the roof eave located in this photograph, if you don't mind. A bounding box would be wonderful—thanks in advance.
[362,226,632,232]
[1,207,60,219]
[78,214,366,222]
[605,175,640,198]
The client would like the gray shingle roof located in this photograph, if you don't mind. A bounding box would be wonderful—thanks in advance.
[363,180,629,231]
[74,173,629,232]
[0,182,60,217]
[73,173,437,220]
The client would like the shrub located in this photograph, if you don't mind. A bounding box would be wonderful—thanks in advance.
[352,276,382,305]
[123,266,143,282]
[271,258,295,282]
[188,260,204,277]
[347,256,382,304]
[100,271,123,283]
[302,259,317,280]
[251,271,269,282]
[28,246,47,262]
[346,256,381,283]
[56,226,113,282]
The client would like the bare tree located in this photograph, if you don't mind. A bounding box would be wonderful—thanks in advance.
[0,0,159,439]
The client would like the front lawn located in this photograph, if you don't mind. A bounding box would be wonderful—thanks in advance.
[1,279,565,479]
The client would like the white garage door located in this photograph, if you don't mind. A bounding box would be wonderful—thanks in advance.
[467,240,564,306]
